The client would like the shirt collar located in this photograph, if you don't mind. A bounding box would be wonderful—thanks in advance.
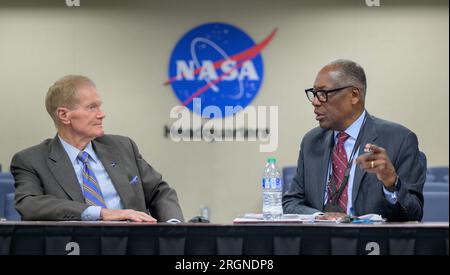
[334,110,366,140]
[58,135,98,164]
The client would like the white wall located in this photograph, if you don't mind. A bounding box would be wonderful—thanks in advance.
[0,0,448,222]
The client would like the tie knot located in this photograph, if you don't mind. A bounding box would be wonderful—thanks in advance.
[77,151,90,164]
[337,132,350,144]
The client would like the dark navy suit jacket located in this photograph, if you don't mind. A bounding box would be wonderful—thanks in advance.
[283,113,425,221]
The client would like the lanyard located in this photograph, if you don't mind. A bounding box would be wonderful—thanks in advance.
[328,113,368,204]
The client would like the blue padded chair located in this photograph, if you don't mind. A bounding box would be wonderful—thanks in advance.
[0,172,13,180]
[420,154,449,222]
[0,172,21,221]
[5,193,21,221]
[422,191,449,222]
[426,166,449,183]
[424,182,449,193]
[282,166,297,194]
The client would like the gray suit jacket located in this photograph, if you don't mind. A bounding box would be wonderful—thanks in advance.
[282,114,425,221]
[10,135,184,222]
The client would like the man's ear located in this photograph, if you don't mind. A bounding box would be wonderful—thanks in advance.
[56,107,71,125]
[351,87,361,105]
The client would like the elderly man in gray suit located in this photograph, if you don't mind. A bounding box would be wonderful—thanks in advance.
[11,75,184,222]
[283,59,425,221]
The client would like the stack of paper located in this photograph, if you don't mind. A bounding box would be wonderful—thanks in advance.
[233,213,385,224]
[233,213,320,223]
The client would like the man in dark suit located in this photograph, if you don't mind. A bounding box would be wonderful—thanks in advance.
[282,59,425,221]
[10,75,184,222]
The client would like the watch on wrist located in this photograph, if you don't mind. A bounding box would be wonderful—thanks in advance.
[385,177,399,192]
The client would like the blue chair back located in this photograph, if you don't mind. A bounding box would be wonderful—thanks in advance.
[426,166,449,183]
[419,152,449,222]
[424,182,448,193]
[282,166,297,194]
[5,193,21,221]
[0,172,21,221]
[423,191,449,222]
[0,172,13,180]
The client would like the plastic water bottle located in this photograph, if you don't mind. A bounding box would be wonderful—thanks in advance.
[262,157,283,220]
[200,205,210,221]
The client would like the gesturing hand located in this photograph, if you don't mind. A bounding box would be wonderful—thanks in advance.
[355,143,397,188]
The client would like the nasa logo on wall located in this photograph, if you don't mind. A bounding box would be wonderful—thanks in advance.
[165,22,276,118]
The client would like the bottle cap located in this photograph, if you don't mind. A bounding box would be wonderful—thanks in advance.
[267,157,276,163]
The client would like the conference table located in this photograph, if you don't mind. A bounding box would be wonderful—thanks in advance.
[0,221,448,255]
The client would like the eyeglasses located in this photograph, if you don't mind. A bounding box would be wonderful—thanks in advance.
[305,85,353,103]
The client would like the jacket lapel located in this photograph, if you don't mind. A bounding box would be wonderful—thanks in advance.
[47,136,85,203]
[92,139,137,210]
[317,130,334,209]
[352,114,378,204]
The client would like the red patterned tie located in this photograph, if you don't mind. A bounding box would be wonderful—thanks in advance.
[327,132,350,212]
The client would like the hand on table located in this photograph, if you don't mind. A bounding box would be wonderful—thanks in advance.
[100,209,157,223]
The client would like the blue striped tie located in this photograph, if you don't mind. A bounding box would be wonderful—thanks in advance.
[77,151,107,208]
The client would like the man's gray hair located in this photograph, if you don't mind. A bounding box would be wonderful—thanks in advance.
[45,75,96,127]
[327,59,367,100]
